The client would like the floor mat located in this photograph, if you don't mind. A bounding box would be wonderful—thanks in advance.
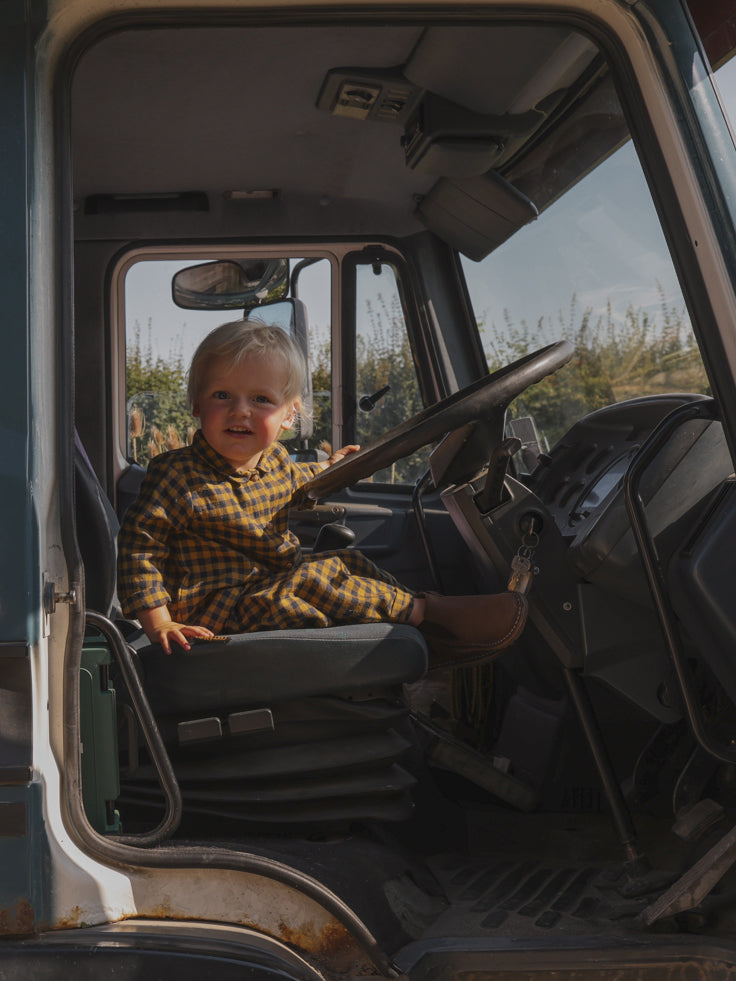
[427,855,628,935]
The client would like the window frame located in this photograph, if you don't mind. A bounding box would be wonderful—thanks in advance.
[109,243,339,485]
[110,239,432,490]
[340,244,435,486]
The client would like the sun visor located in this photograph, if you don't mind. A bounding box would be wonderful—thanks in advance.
[417,171,538,261]
[403,94,538,178]
[404,26,597,116]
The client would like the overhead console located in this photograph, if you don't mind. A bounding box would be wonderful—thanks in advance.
[316,24,601,259]
[316,66,422,124]
[401,26,597,176]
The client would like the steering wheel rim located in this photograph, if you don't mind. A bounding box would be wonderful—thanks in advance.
[303,340,574,501]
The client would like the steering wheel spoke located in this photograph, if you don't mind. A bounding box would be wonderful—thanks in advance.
[303,340,574,500]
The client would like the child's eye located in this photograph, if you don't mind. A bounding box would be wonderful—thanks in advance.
[213,390,229,400]
[253,395,272,405]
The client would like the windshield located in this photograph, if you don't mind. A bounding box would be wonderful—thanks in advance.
[461,64,710,458]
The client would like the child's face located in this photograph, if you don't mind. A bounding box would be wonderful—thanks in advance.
[193,354,296,472]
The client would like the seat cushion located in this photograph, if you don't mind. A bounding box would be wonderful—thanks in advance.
[137,623,428,715]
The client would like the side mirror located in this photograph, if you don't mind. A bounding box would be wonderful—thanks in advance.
[170,259,313,440]
[279,298,313,442]
[171,259,289,312]
[239,296,314,441]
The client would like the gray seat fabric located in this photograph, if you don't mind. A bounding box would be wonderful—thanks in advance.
[136,623,428,715]
[75,432,120,617]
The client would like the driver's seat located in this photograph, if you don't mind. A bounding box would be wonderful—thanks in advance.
[74,436,429,831]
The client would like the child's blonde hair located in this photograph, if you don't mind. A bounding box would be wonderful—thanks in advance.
[187,318,307,412]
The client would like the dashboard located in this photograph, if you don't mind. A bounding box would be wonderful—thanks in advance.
[439,394,733,722]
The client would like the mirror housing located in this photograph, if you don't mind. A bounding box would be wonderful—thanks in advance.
[247,297,315,442]
[172,259,289,312]
[281,298,313,442]
[170,260,313,441]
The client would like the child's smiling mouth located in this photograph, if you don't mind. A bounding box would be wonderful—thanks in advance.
[226,426,253,435]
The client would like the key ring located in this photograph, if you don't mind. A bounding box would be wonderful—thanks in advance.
[521,528,540,551]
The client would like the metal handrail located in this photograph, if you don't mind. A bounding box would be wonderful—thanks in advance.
[77,616,396,975]
[623,397,736,765]
[86,610,182,845]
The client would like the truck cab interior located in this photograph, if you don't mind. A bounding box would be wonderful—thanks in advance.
[63,2,736,969]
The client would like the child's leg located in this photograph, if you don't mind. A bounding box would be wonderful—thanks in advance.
[408,596,426,625]
[227,549,415,632]
[413,591,527,669]
[295,550,527,667]
[227,550,527,670]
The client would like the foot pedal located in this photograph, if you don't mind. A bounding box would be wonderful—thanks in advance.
[414,713,538,812]
[640,820,736,926]
[672,798,725,842]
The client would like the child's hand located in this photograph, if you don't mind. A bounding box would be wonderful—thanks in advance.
[150,621,214,654]
[139,605,214,654]
[325,444,360,468]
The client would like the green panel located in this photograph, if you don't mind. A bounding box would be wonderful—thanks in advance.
[0,0,49,934]
[0,783,49,932]
[80,642,122,834]
[0,1,34,643]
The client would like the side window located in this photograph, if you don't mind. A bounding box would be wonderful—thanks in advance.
[460,83,710,467]
[122,255,332,467]
[295,258,332,457]
[353,260,428,484]
[714,55,736,182]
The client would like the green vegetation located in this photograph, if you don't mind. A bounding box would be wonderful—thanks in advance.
[310,292,429,483]
[126,320,191,466]
[126,292,710,475]
[482,292,709,449]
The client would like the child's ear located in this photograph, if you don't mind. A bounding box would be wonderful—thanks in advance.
[192,400,200,418]
[280,404,298,431]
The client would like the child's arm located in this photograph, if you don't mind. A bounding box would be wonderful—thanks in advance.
[322,444,360,469]
[138,604,214,654]
[288,443,361,497]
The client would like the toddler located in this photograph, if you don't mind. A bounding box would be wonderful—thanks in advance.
[117,319,527,666]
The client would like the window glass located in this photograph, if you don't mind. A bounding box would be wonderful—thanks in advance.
[460,76,710,468]
[714,55,736,165]
[354,261,428,484]
[123,256,331,467]
[296,259,332,457]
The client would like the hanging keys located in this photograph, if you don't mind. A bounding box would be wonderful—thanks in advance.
[507,525,540,595]
[508,552,533,593]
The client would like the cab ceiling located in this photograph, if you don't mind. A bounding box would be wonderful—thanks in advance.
[71,22,586,239]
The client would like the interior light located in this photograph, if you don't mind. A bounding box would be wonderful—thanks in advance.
[226,189,278,200]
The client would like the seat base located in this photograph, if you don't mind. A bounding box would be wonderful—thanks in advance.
[120,623,429,829]
[135,622,428,715]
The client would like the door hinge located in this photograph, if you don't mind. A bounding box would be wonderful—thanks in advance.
[43,581,80,615]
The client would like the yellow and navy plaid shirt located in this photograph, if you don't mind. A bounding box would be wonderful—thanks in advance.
[117,431,413,634]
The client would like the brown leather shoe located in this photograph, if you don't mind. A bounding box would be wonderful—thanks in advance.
[419,591,528,669]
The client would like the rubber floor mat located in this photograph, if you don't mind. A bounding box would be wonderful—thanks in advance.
[426,855,649,936]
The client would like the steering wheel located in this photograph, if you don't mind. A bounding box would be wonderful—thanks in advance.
[303,340,574,501]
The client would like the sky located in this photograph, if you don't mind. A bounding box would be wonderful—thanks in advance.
[125,56,736,369]
[461,55,736,351]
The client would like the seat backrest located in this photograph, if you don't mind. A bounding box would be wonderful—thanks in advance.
[74,431,119,617]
